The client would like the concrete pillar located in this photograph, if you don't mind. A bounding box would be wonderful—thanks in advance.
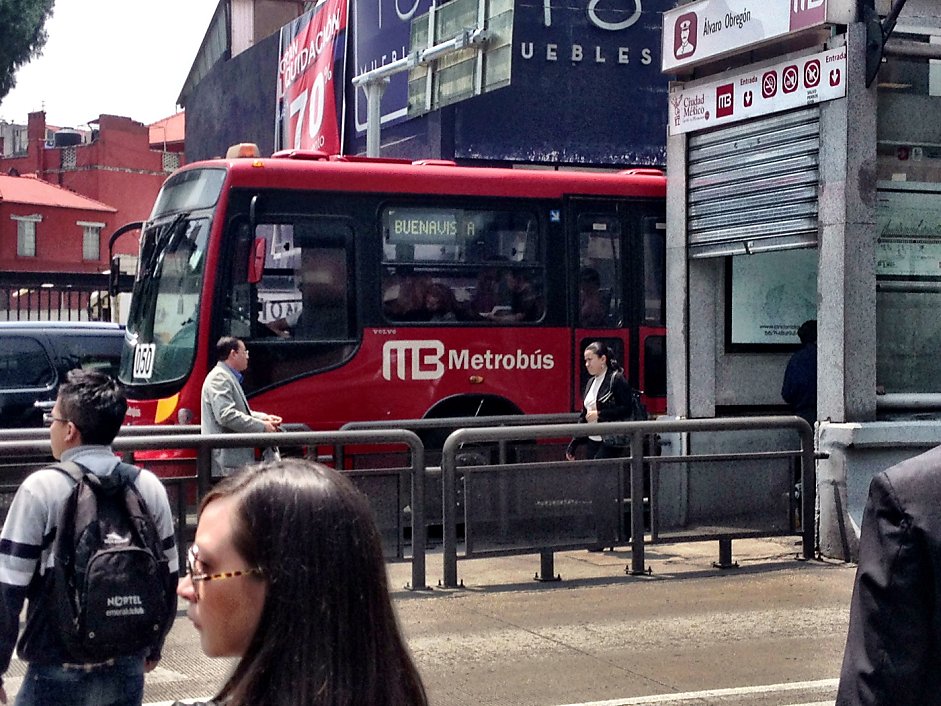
[817,23,878,423]
[665,95,690,418]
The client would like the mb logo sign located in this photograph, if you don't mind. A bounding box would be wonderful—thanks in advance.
[382,340,446,381]
[382,340,557,381]
[791,0,826,30]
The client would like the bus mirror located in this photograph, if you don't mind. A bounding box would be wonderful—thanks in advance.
[247,238,266,284]
[108,256,121,297]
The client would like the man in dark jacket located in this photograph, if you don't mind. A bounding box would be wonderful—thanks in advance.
[837,445,941,705]
[782,319,817,426]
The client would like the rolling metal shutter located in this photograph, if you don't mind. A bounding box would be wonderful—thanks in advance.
[687,107,820,259]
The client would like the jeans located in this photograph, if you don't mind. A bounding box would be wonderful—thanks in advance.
[15,656,145,706]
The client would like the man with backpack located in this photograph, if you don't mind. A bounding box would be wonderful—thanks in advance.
[0,370,178,705]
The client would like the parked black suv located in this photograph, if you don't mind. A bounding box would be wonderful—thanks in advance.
[0,321,126,428]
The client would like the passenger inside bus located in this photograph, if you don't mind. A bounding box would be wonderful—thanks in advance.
[423,283,458,322]
[468,267,504,319]
[383,273,431,321]
[579,268,608,327]
[258,248,348,340]
[495,269,544,322]
[293,247,349,339]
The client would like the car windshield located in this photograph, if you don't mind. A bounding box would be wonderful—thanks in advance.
[119,215,210,388]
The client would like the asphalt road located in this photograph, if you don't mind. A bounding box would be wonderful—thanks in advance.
[3,537,857,706]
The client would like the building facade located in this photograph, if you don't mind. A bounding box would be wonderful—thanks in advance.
[178,0,670,166]
[0,112,181,264]
[664,0,941,560]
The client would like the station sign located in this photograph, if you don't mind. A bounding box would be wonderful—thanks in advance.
[662,0,853,74]
[667,43,846,136]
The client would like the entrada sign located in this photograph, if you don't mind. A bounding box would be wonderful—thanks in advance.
[661,0,853,73]
[668,44,847,135]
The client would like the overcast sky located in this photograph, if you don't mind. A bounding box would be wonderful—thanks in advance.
[0,0,218,128]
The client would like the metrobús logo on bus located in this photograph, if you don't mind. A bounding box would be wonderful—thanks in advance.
[382,340,555,381]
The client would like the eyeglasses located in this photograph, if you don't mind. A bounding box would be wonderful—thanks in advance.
[185,545,263,593]
[43,413,69,427]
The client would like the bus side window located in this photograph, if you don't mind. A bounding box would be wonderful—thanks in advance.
[380,205,544,325]
[643,217,666,327]
[578,215,622,327]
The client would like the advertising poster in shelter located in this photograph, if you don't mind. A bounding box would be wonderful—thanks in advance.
[730,249,818,346]
[276,0,350,154]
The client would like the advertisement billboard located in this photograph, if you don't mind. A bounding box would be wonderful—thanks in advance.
[350,0,671,165]
[455,0,670,164]
[352,0,433,135]
[276,0,350,153]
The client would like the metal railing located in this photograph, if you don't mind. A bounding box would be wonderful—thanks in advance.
[338,413,578,465]
[0,416,813,590]
[0,429,428,590]
[0,425,202,441]
[440,416,814,587]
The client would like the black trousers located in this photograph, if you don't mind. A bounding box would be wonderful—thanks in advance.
[586,439,624,547]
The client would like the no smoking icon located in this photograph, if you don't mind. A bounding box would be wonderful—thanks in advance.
[804,59,820,88]
[762,71,777,98]
[782,65,799,93]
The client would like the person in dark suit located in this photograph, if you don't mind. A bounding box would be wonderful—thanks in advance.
[565,341,634,551]
[836,445,941,705]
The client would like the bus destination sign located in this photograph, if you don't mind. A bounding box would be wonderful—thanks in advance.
[386,209,475,245]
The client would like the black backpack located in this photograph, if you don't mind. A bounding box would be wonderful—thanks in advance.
[49,461,174,662]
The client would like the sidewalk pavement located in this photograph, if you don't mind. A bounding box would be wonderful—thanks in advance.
[385,535,835,593]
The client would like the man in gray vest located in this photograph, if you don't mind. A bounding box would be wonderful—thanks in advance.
[200,336,282,477]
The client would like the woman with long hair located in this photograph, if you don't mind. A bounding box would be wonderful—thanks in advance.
[176,459,428,706]
[565,340,635,551]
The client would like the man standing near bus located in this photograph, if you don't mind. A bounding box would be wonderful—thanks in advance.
[201,336,282,477]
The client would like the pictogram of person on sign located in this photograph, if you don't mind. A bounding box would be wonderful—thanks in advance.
[674,15,697,58]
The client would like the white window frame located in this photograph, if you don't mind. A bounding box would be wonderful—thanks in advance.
[78,220,105,261]
[11,214,41,258]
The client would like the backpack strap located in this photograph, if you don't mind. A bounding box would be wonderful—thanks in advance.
[110,462,141,485]
[50,460,140,486]
[48,460,89,485]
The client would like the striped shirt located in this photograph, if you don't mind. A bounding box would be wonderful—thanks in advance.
[0,446,179,675]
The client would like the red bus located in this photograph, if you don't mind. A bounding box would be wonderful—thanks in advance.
[117,149,666,460]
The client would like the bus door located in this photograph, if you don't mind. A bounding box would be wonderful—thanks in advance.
[634,213,667,416]
[569,199,633,409]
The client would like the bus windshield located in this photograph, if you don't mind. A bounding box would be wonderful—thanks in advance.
[150,168,226,219]
[119,214,210,387]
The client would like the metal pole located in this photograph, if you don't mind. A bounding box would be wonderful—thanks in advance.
[442,434,459,588]
[800,420,816,560]
[196,444,212,503]
[410,440,427,590]
[365,79,389,158]
[629,430,646,575]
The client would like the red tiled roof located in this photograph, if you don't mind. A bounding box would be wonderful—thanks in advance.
[149,111,185,146]
[0,174,116,212]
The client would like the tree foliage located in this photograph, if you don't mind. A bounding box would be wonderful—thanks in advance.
[0,0,56,102]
